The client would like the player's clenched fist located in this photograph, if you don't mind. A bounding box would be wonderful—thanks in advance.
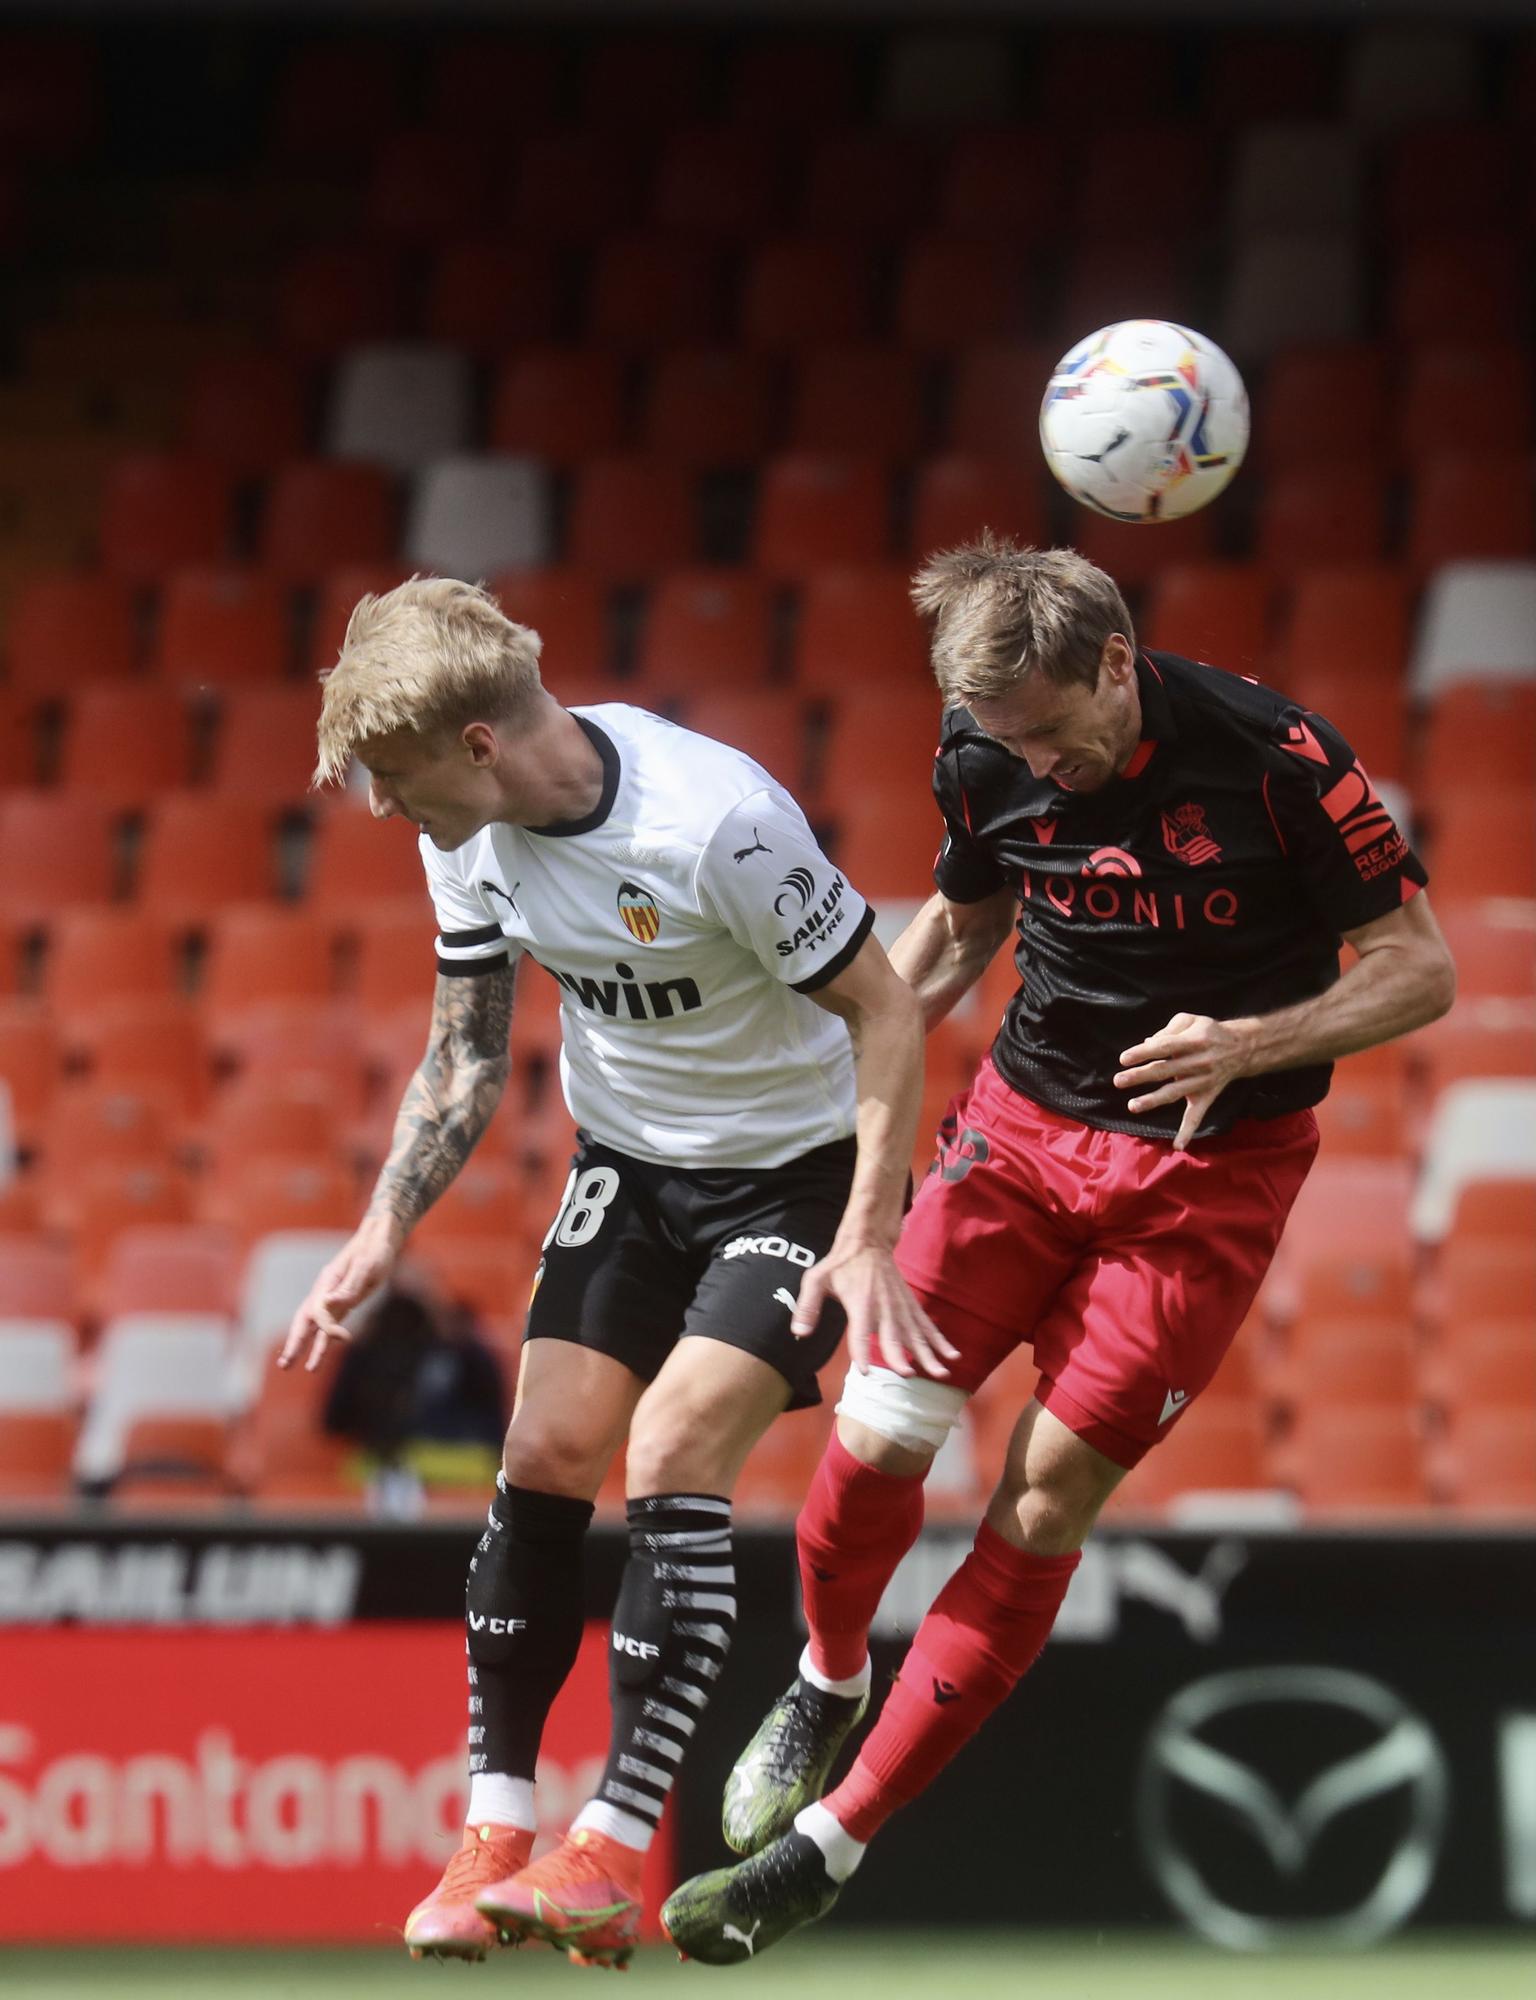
[278,1213,403,1372]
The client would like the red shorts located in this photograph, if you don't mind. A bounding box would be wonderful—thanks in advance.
[895,1057,1319,1469]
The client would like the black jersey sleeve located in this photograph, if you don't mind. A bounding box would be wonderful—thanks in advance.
[931,715,1011,904]
[1263,705,1429,934]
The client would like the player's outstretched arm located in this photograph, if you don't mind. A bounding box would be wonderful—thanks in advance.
[797,933,959,1381]
[888,887,1017,1030]
[278,964,516,1372]
[1114,894,1456,1151]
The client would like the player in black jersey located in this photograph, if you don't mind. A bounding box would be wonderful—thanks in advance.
[663,536,1456,1963]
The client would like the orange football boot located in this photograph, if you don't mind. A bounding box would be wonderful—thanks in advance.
[404,1821,534,1961]
[475,1826,645,1969]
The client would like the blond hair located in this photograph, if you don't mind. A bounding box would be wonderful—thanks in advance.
[911,534,1135,703]
[314,577,543,785]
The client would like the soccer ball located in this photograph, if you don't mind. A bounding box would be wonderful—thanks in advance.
[1039,320,1250,523]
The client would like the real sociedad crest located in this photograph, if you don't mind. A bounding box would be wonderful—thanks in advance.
[617,881,660,944]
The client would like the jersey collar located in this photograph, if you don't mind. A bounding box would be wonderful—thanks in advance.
[1118,650,1178,781]
[530,714,621,837]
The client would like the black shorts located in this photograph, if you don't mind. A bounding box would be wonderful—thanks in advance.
[524,1131,855,1410]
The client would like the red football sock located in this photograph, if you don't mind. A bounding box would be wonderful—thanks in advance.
[825,1521,1080,1843]
[797,1432,926,1683]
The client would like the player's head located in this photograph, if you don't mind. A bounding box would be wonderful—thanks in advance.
[911,535,1141,793]
[315,577,546,847]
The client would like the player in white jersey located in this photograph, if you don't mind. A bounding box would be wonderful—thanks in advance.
[280,579,949,1968]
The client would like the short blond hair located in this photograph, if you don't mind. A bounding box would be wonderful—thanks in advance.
[314,577,543,785]
[911,534,1135,703]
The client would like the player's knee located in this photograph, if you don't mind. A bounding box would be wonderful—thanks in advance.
[835,1366,967,1462]
[501,1413,612,1499]
[623,1414,723,1497]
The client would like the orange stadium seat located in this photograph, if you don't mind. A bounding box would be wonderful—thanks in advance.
[306,805,425,910]
[34,1082,177,1191]
[275,245,407,357]
[411,1236,540,1328]
[1278,564,1411,687]
[57,1160,195,1275]
[348,903,437,1019]
[0,693,39,788]
[1076,124,1216,235]
[1399,342,1531,465]
[232,1359,352,1503]
[1409,453,1536,571]
[1313,1068,1409,1157]
[947,343,1057,458]
[679,690,810,794]
[209,685,325,806]
[583,32,708,129]
[566,458,697,579]
[1431,901,1536,998]
[742,239,878,350]
[1411,1000,1536,1093]
[424,238,560,354]
[1042,27,1177,117]
[941,131,1061,240]
[833,778,946,901]
[202,1079,344,1175]
[1420,1321,1536,1419]
[1056,238,1191,345]
[820,683,942,803]
[587,235,725,347]
[1257,465,1389,569]
[790,348,925,459]
[199,1153,358,1238]
[730,37,857,127]
[1419,683,1536,807]
[638,571,776,693]
[1263,1318,1418,1413]
[792,568,932,692]
[115,1413,231,1504]
[895,237,1030,351]
[1255,343,1390,473]
[642,349,777,466]
[0,1234,75,1319]
[182,351,308,474]
[910,455,1048,558]
[154,567,291,686]
[801,128,939,236]
[366,127,494,241]
[0,792,117,924]
[306,562,413,677]
[0,1000,61,1146]
[1141,564,1275,673]
[95,1224,238,1319]
[735,1404,836,1517]
[509,128,642,242]
[261,461,398,583]
[209,1000,371,1118]
[56,684,195,805]
[1390,234,1524,343]
[413,1156,533,1254]
[1072,509,1217,592]
[66,996,209,1116]
[272,40,403,161]
[650,125,791,239]
[201,907,336,1012]
[1266,1158,1414,1324]
[755,455,891,576]
[5,572,137,694]
[1118,1406,1272,1515]
[1428,791,1535,902]
[422,33,561,129]
[135,796,278,922]
[1278,1405,1431,1514]
[489,569,613,679]
[1424,1236,1536,1328]
[1383,124,1515,239]
[1434,1408,1536,1512]
[1273,670,1406,778]
[0,1413,75,1499]
[489,350,627,463]
[98,454,234,582]
[1443,1179,1536,1251]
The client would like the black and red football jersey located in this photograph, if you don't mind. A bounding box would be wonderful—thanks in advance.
[933,649,1428,1141]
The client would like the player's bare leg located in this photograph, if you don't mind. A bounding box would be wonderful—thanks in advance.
[405,1341,641,1961]
[479,1339,789,1968]
[664,1403,1121,1962]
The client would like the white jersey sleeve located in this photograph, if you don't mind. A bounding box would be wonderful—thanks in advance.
[418,833,518,977]
[696,788,875,993]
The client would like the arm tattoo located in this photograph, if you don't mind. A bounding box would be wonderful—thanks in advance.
[366,967,516,1235]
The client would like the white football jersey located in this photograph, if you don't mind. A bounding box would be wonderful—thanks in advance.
[420,705,873,1170]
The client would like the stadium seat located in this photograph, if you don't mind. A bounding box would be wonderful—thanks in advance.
[1399,342,1531,466]
[275,245,407,358]
[424,238,560,354]
[1410,561,1536,699]
[233,1365,355,1503]
[1277,565,1412,694]
[1278,1405,1431,1513]
[404,455,552,577]
[1382,125,1515,241]
[649,125,791,238]
[1223,232,1363,358]
[587,236,725,347]
[74,1311,232,1484]
[789,348,925,459]
[1263,1318,1418,1412]
[1230,122,1363,234]
[1420,1322,1536,1420]
[735,1403,836,1518]
[307,563,413,678]
[1428,791,1535,902]
[1433,1408,1536,1512]
[99,453,234,582]
[641,350,777,466]
[1055,238,1191,348]
[1312,1068,1409,1158]
[1390,235,1524,342]
[1257,465,1389,568]
[509,129,642,242]
[489,350,627,463]
[202,1080,343,1176]
[182,351,308,474]
[422,32,560,128]
[566,458,697,579]
[365,128,494,241]
[830,778,945,901]
[0,1236,75,1319]
[306,805,425,909]
[755,455,891,576]
[638,572,776,693]
[730,38,857,127]
[0,1318,74,1412]
[200,1153,358,1240]
[135,796,278,922]
[1423,1241,1536,1334]
[1120,1405,1273,1513]
[678,690,810,794]
[1411,998,1536,1093]
[35,1082,177,1193]
[1408,454,1536,572]
[947,344,1057,458]
[57,1161,196,1276]
[233,1227,349,1375]
[95,1224,238,1319]
[56,683,195,805]
[1141,564,1275,673]
[910,455,1047,558]
[1411,1079,1536,1244]
[348,903,437,1019]
[271,39,403,161]
[1347,25,1479,126]
[583,31,707,128]
[209,685,325,805]
[326,343,474,474]
[894,238,1029,351]
[201,907,336,1012]
[65,996,209,1116]
[210,1000,371,1121]
[880,30,1014,122]
[1275,669,1406,784]
[1266,1158,1414,1324]
[5,572,137,694]
[0,1000,61,1147]
[0,1408,75,1498]
[1075,124,1218,237]
[486,569,613,680]
[410,1237,539,1329]
[1255,343,1390,473]
[154,567,292,687]
[742,239,878,350]
[262,461,398,584]
[414,1156,533,1254]
[794,569,931,693]
[0,791,117,924]
[1072,510,1218,592]
[801,128,939,235]
[1419,684,1536,807]
[1430,901,1536,999]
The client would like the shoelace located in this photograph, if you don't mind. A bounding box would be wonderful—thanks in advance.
[439,1830,518,1898]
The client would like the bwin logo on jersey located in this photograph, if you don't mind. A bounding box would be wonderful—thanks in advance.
[722,1234,816,1267]
[551,960,703,1021]
[773,866,817,916]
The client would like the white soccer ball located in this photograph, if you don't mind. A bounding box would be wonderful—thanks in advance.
[1039,320,1250,523]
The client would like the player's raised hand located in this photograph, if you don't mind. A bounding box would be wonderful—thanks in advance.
[278,1214,403,1373]
[792,1243,959,1380]
[1114,1010,1257,1151]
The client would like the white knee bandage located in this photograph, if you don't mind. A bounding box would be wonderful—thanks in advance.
[834,1366,968,1454]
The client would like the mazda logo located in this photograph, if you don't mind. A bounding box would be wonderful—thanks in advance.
[1137,1666,1449,1949]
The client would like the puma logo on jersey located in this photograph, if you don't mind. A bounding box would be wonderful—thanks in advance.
[733,828,772,862]
[550,960,703,1021]
[480,879,521,915]
[468,1615,528,1634]
[612,1632,661,1659]
[772,1287,798,1311]
[723,1921,761,1957]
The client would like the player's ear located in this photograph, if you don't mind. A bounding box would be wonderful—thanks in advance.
[461,721,500,766]
[1101,633,1136,683]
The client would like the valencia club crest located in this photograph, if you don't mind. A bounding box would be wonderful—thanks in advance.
[617,881,661,943]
